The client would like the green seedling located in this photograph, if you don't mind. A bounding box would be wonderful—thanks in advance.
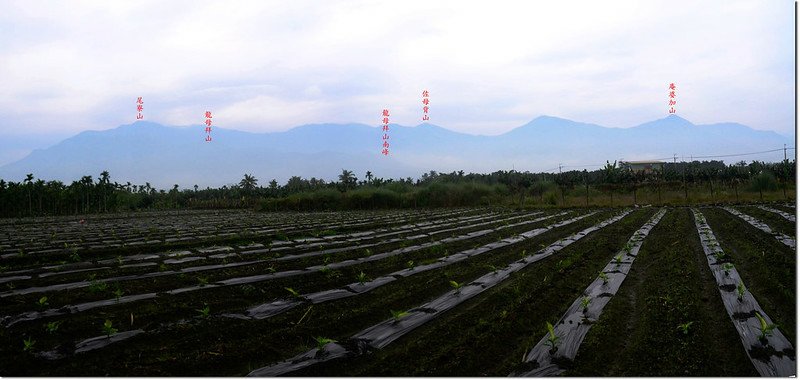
[196,305,210,319]
[363,248,372,257]
[623,242,633,254]
[676,321,694,335]
[580,296,591,312]
[36,296,49,308]
[45,321,61,334]
[487,264,499,274]
[285,287,302,298]
[406,260,415,270]
[197,277,208,287]
[102,319,118,338]
[754,311,777,342]
[736,280,746,301]
[112,287,124,301]
[598,271,610,284]
[449,280,463,293]
[390,309,409,322]
[69,249,81,262]
[88,280,108,293]
[22,337,35,352]
[158,263,168,272]
[314,336,337,350]
[116,255,124,265]
[722,263,734,276]
[240,284,256,295]
[356,271,368,285]
[614,254,623,266]
[544,321,560,352]
[267,265,276,273]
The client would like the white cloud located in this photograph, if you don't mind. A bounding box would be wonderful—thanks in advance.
[0,0,793,140]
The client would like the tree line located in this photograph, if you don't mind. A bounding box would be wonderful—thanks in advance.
[0,159,793,217]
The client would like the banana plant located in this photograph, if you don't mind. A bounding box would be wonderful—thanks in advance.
[754,311,777,343]
[543,321,560,353]
[736,280,746,301]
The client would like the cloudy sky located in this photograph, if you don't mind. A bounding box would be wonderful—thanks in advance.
[0,0,794,164]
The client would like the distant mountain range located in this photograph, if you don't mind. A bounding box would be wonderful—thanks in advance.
[0,115,792,189]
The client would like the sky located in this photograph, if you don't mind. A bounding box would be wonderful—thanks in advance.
[0,0,795,165]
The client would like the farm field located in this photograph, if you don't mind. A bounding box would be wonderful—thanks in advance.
[0,205,795,376]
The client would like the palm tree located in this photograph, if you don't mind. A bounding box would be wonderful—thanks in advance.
[365,171,373,186]
[24,173,33,215]
[239,174,258,194]
[338,169,357,191]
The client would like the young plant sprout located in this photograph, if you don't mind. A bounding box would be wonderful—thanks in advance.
[113,287,124,301]
[544,321,560,352]
[406,260,415,270]
[363,248,372,257]
[197,276,209,287]
[623,242,633,254]
[736,280,746,301]
[285,287,301,298]
[598,271,610,284]
[356,271,368,285]
[722,263,734,276]
[754,311,777,343]
[676,321,694,335]
[449,280,463,293]
[45,321,61,334]
[22,337,35,352]
[36,296,49,308]
[614,254,623,266]
[102,319,118,338]
[314,336,337,350]
[580,296,591,312]
[390,310,409,322]
[196,305,210,319]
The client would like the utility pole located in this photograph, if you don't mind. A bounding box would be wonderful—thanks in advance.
[673,154,677,163]
[784,144,787,161]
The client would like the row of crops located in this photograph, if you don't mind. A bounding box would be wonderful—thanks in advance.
[0,203,795,376]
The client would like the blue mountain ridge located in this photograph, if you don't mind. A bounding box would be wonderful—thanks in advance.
[0,115,792,189]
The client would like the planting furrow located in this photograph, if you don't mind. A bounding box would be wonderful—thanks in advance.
[1,208,472,261]
[227,212,593,320]
[513,209,666,376]
[0,211,568,327]
[246,210,633,376]
[0,210,507,291]
[692,209,795,377]
[756,205,796,222]
[722,207,795,249]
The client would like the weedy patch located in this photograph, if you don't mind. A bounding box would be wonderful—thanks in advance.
[314,336,337,350]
